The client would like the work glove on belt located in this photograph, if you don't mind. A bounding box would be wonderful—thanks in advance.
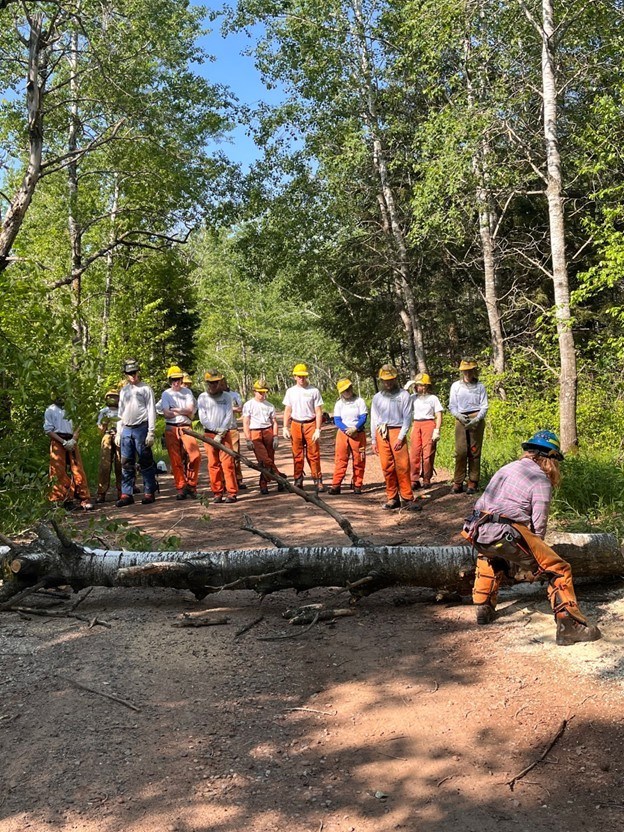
[62,438,77,451]
[345,427,357,437]
[377,423,389,440]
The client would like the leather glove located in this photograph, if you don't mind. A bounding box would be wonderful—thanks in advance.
[246,439,254,451]
[432,428,441,442]
[312,428,321,443]
[377,423,388,440]
[272,436,279,449]
[283,426,291,440]
[145,431,155,448]
[458,414,471,427]
[114,432,122,447]
[214,433,224,444]
[62,438,76,451]
[345,426,357,437]
[465,418,480,430]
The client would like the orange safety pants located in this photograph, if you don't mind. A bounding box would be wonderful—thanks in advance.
[471,523,587,623]
[48,439,90,503]
[290,420,321,480]
[251,428,280,486]
[165,425,201,491]
[204,430,238,498]
[97,432,122,498]
[409,419,436,484]
[332,430,366,488]
[377,427,413,502]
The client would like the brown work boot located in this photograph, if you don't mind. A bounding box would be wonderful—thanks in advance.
[328,486,341,495]
[466,480,479,495]
[476,603,496,625]
[555,614,602,646]
[383,498,401,511]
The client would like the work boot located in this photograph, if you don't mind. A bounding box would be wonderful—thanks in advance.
[411,481,421,490]
[401,499,422,512]
[315,478,327,493]
[555,614,602,646]
[328,486,341,495]
[184,485,197,499]
[95,494,106,504]
[141,493,156,505]
[466,480,479,495]
[452,483,464,494]
[476,603,496,625]
[294,476,304,489]
[352,486,363,495]
[238,482,248,490]
[116,495,134,508]
[176,489,187,501]
[383,499,401,511]
[213,495,224,504]
[260,486,269,495]
[277,482,286,492]
[224,495,237,504]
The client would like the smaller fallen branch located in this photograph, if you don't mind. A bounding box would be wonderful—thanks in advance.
[507,718,570,790]
[241,514,288,548]
[173,616,229,628]
[9,606,111,628]
[235,615,265,638]
[0,580,47,610]
[283,604,355,624]
[69,586,93,612]
[60,676,141,712]
[284,707,336,716]
[258,612,321,641]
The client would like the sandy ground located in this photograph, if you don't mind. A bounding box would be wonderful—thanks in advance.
[2,425,624,832]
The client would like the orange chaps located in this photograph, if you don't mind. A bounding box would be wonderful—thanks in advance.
[165,426,200,491]
[290,420,321,479]
[377,427,413,502]
[471,523,587,623]
[48,439,90,503]
[204,430,238,498]
[332,430,366,488]
[409,419,436,484]
[97,433,122,499]
[250,427,280,486]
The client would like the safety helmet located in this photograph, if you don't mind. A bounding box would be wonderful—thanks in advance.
[521,430,564,461]
[459,357,478,371]
[167,365,184,379]
[378,364,398,381]
[182,374,192,384]
[204,370,224,382]
[253,379,269,393]
[292,363,309,377]
[336,378,353,394]
[105,389,119,400]
[414,372,431,386]
[123,358,140,374]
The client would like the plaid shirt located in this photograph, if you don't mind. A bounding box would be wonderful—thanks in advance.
[472,457,552,543]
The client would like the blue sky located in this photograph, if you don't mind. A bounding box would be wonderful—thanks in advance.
[193,2,286,169]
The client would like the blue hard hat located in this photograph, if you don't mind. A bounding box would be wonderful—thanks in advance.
[521,430,564,461]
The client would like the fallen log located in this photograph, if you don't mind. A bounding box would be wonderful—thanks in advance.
[1,525,621,602]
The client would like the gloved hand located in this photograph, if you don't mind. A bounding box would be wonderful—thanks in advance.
[345,426,357,437]
[214,433,223,445]
[145,431,155,448]
[246,439,254,451]
[458,414,471,427]
[377,423,389,440]
[465,418,480,430]
[432,428,441,442]
[403,380,415,391]
[114,432,122,447]
[283,426,291,440]
[63,438,76,451]
[312,428,321,443]
[272,436,279,449]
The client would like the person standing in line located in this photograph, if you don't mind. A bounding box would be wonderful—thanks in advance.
[96,389,122,503]
[448,357,488,494]
[282,363,326,491]
[161,365,201,500]
[405,373,443,490]
[462,430,601,646]
[115,358,158,507]
[220,376,246,490]
[197,370,239,504]
[328,378,367,495]
[44,393,94,510]
[370,364,420,511]
[242,379,284,495]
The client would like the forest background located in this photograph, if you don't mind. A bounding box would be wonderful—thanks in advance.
[2,0,624,537]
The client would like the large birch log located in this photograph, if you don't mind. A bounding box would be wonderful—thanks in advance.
[1,526,622,603]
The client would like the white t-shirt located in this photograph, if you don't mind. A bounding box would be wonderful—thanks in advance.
[197,391,234,433]
[282,384,323,421]
[411,394,443,421]
[161,387,197,426]
[333,396,367,429]
[97,406,119,431]
[43,404,73,435]
[119,382,156,431]
[242,398,276,430]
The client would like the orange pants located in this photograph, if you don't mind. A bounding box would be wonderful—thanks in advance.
[204,430,238,497]
[251,428,280,486]
[165,425,200,491]
[48,438,90,503]
[231,428,244,484]
[377,427,413,502]
[409,419,436,484]
[290,420,321,479]
[332,430,366,488]
[471,523,586,623]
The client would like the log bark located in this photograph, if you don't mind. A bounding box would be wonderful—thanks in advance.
[1,528,621,603]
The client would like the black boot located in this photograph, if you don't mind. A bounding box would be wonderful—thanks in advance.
[475,603,496,625]
[555,614,602,646]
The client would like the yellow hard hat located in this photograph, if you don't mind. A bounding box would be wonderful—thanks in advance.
[336,378,353,394]
[105,389,119,399]
[253,379,269,393]
[182,374,192,384]
[459,357,478,371]
[378,364,398,381]
[167,365,184,379]
[292,363,309,377]
[414,372,431,385]
[204,370,224,382]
